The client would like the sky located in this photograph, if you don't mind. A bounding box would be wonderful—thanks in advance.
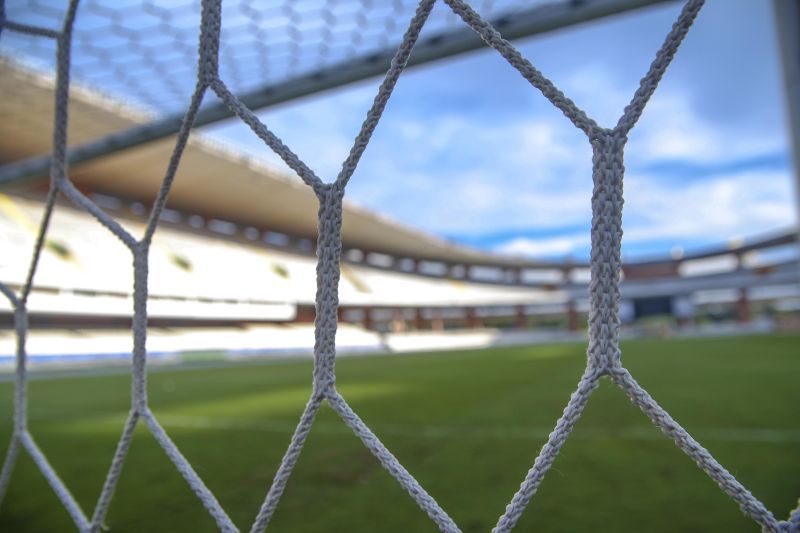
[206,0,797,261]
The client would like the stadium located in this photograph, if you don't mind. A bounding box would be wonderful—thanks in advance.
[0,0,798,532]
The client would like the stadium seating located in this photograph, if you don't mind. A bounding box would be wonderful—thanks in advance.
[0,194,565,319]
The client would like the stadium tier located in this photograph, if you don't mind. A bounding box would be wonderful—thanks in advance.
[0,193,564,318]
[0,59,798,365]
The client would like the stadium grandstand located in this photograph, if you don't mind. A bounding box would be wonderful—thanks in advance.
[1,58,797,367]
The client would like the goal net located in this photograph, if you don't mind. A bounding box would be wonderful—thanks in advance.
[0,0,798,532]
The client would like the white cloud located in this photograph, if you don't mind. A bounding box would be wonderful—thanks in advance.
[494,234,589,258]
[212,86,793,251]
[559,64,632,127]
[628,89,786,165]
[489,169,794,259]
[624,168,795,243]
[208,81,380,180]
[346,113,594,234]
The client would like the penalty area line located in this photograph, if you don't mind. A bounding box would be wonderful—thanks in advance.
[154,414,800,444]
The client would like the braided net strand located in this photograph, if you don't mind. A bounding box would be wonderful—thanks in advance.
[0,1,798,532]
[0,1,92,531]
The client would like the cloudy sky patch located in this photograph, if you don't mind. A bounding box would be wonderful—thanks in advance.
[209,0,796,260]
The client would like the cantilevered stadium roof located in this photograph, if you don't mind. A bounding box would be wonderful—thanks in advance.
[0,60,561,268]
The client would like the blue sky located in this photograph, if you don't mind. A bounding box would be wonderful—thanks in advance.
[207,0,796,261]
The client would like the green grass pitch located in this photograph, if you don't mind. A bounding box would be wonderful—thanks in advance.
[0,334,798,532]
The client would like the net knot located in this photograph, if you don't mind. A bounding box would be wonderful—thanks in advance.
[311,184,344,395]
[13,302,27,332]
[586,129,626,374]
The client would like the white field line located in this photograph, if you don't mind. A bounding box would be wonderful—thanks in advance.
[0,356,314,383]
[154,414,800,444]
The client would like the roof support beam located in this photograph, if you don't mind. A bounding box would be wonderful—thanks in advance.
[0,0,676,188]
[772,0,800,266]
